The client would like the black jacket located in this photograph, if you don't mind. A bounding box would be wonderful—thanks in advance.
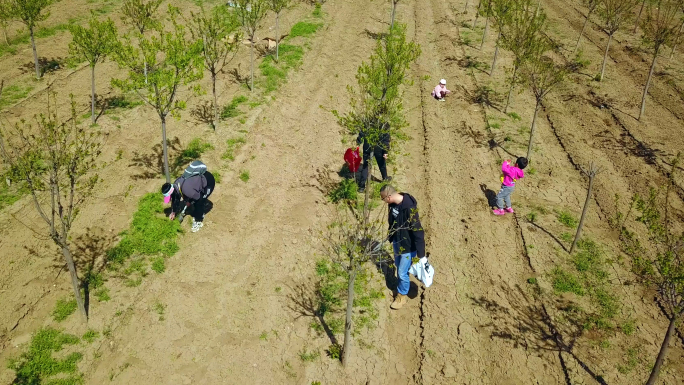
[171,171,214,213]
[388,193,425,258]
[356,130,390,155]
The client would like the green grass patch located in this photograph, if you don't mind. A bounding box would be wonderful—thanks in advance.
[153,302,166,321]
[151,256,166,273]
[173,138,213,173]
[0,83,34,109]
[220,95,248,119]
[557,210,578,228]
[94,287,110,302]
[105,193,181,281]
[560,232,573,243]
[312,3,322,17]
[239,170,250,182]
[222,137,246,161]
[0,23,73,58]
[328,179,358,203]
[52,298,77,322]
[507,112,521,121]
[299,349,320,362]
[0,181,27,210]
[289,22,322,38]
[82,330,99,343]
[7,328,83,384]
[551,267,584,296]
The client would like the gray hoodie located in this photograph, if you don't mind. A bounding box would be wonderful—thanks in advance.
[175,174,207,202]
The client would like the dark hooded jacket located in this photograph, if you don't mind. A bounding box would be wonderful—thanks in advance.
[388,193,425,258]
[170,172,212,213]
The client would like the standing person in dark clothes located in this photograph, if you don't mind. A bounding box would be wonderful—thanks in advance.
[380,185,426,310]
[161,161,215,233]
[357,129,392,193]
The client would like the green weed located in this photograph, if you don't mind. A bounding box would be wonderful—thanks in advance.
[507,112,522,121]
[275,287,282,293]
[213,170,222,184]
[7,328,82,385]
[52,298,77,322]
[312,3,322,17]
[105,194,181,279]
[94,287,111,302]
[0,83,34,109]
[259,44,305,92]
[328,179,358,203]
[526,211,538,223]
[173,138,213,173]
[560,232,573,243]
[259,331,268,341]
[239,170,250,182]
[527,277,538,285]
[327,343,342,360]
[527,167,536,175]
[557,210,578,228]
[82,330,99,343]
[617,347,640,374]
[153,302,166,321]
[620,319,636,336]
[299,349,320,362]
[220,95,248,119]
[551,267,584,296]
[222,137,246,160]
[289,22,322,38]
[151,256,166,273]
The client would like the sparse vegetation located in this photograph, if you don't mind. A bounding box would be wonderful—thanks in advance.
[7,328,83,384]
[220,95,248,119]
[222,136,247,160]
[82,329,99,343]
[52,298,78,322]
[239,170,250,182]
[557,210,578,228]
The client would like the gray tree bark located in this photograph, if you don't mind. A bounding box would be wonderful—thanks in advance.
[526,100,541,160]
[30,27,40,79]
[645,316,678,385]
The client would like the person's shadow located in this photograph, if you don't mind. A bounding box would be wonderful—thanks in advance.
[480,183,498,208]
[374,256,420,299]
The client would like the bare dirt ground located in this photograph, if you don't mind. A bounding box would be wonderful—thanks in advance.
[1,0,684,384]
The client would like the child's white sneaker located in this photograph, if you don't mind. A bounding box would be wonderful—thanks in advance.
[191,221,203,232]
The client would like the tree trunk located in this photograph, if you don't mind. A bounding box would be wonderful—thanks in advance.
[639,51,657,121]
[645,316,678,385]
[480,17,489,50]
[599,33,612,82]
[30,27,40,79]
[526,99,540,160]
[505,65,518,113]
[473,0,482,28]
[464,0,470,13]
[212,71,218,130]
[573,9,591,55]
[390,1,397,30]
[250,39,255,92]
[90,65,96,125]
[490,31,501,75]
[161,116,171,183]
[62,245,87,322]
[341,265,357,367]
[670,20,684,59]
[570,171,595,253]
[633,0,646,34]
[275,12,280,62]
[144,58,148,85]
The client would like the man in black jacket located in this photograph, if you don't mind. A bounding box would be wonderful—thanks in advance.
[357,130,392,193]
[161,161,215,233]
[380,185,426,310]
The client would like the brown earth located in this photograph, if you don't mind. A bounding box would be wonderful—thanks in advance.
[1,0,684,384]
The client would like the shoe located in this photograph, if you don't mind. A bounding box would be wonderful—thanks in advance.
[191,221,204,232]
[390,294,408,310]
[505,207,514,213]
[383,176,393,182]
[438,98,445,102]
[358,187,365,193]
[492,209,505,216]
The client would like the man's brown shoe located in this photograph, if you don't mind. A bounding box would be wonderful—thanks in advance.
[390,294,408,310]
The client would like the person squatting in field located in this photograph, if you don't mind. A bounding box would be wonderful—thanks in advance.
[431,79,451,101]
[357,127,392,193]
[161,161,215,233]
[492,157,527,216]
[381,185,426,310]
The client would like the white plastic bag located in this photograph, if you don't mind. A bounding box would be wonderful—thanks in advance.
[409,255,434,288]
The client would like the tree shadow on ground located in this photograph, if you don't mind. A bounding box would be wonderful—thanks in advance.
[129,137,183,180]
[471,283,608,385]
[190,100,215,128]
[525,220,569,253]
[225,64,250,88]
[286,280,339,346]
[19,57,63,76]
[362,28,387,40]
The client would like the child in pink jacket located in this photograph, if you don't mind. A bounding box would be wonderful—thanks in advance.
[493,157,528,215]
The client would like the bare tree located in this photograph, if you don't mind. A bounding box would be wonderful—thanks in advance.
[639,0,681,120]
[574,0,600,55]
[187,5,241,129]
[233,0,269,93]
[615,153,684,385]
[268,0,290,61]
[0,93,104,322]
[570,162,601,254]
[10,0,55,79]
[597,0,640,81]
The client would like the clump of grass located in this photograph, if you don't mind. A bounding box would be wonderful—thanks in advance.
[52,298,77,322]
[299,349,320,362]
[151,256,166,273]
[153,302,166,321]
[94,287,111,302]
[105,194,181,278]
[105,95,142,110]
[527,167,536,175]
[526,211,538,223]
[259,331,268,341]
[328,179,358,203]
[507,112,522,121]
[312,3,322,17]
[617,347,641,374]
[289,22,322,38]
[173,138,213,173]
[551,267,584,296]
[82,330,99,343]
[7,328,83,384]
[259,44,305,92]
[220,95,248,119]
[560,232,573,243]
[222,137,246,161]
[527,277,537,285]
[213,170,222,184]
[239,170,250,182]
[557,210,578,228]
[0,83,34,109]
[327,343,342,360]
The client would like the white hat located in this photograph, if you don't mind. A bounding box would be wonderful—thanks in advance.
[439,79,446,85]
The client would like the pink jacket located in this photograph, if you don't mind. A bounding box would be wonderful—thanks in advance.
[431,84,450,98]
[501,160,524,186]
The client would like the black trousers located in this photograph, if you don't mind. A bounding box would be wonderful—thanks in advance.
[359,144,388,189]
[192,171,215,222]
